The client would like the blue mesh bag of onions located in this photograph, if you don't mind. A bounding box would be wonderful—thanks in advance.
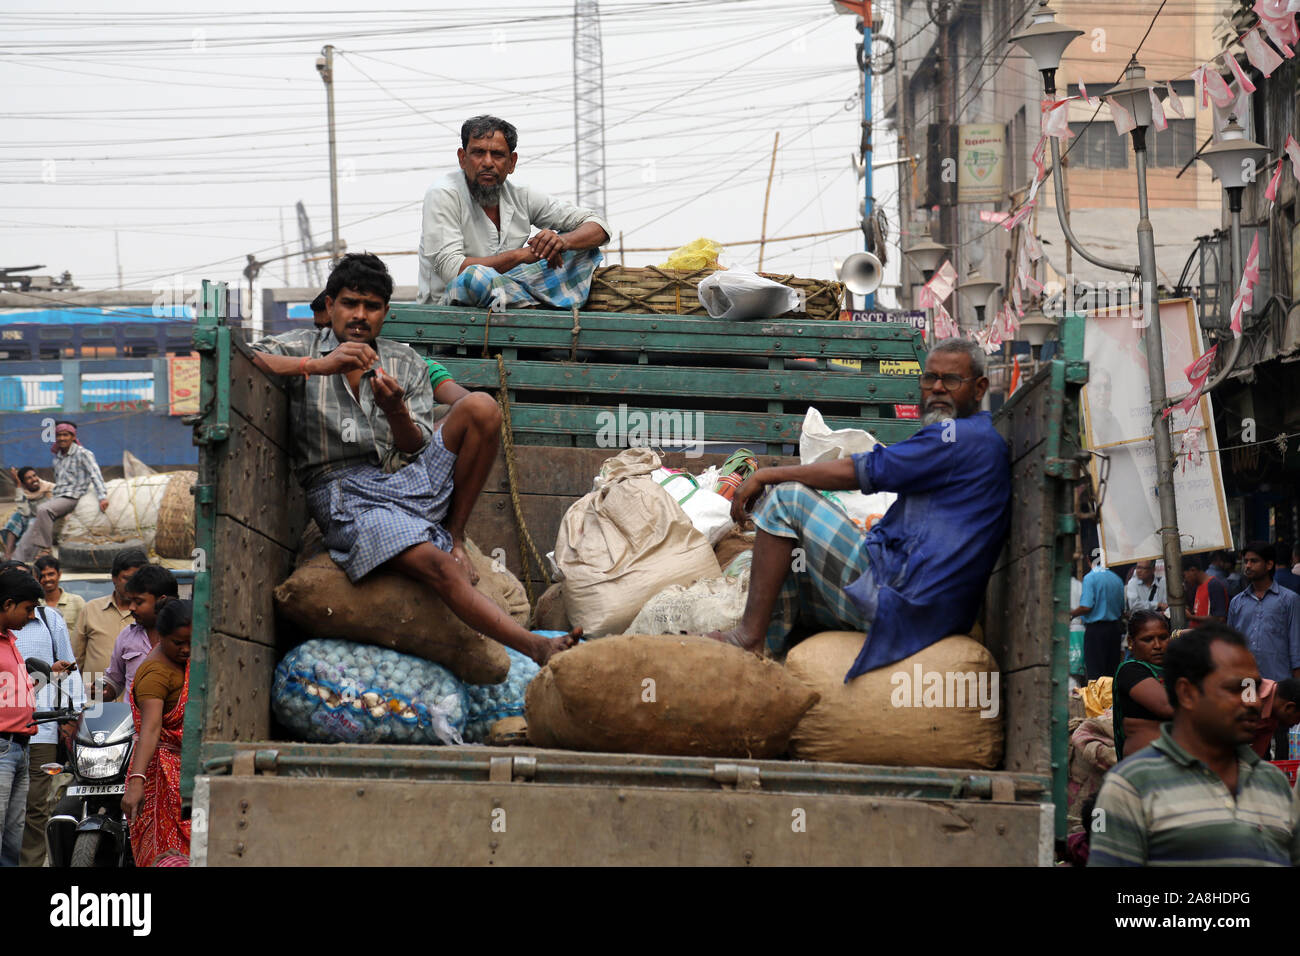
[273,639,468,745]
[462,631,568,744]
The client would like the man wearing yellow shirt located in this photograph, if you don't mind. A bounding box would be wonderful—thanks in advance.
[34,556,84,635]
[70,548,145,682]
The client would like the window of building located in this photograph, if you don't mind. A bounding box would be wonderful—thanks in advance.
[1148,118,1197,168]
[1067,121,1128,169]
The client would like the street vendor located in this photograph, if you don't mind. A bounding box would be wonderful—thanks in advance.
[250,252,578,665]
[709,338,1011,680]
[416,115,611,309]
[13,421,109,563]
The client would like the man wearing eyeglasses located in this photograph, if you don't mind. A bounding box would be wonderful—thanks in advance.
[708,338,1011,682]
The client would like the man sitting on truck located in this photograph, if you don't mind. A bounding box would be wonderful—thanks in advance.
[250,253,578,666]
[709,337,1011,681]
[416,115,611,308]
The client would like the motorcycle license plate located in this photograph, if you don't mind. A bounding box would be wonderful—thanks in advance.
[66,784,125,796]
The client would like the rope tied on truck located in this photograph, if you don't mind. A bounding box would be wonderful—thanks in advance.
[495,353,551,606]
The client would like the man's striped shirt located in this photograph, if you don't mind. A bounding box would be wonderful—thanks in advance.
[1089,724,1300,866]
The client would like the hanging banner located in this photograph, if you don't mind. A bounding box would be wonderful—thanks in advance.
[168,355,201,416]
[1082,298,1232,563]
[956,123,1006,204]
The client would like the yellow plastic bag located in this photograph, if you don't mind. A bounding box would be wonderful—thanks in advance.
[1077,676,1114,717]
[660,238,723,271]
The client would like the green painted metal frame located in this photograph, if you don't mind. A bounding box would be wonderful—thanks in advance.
[181,280,230,801]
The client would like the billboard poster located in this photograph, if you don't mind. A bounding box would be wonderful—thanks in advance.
[957,124,1006,204]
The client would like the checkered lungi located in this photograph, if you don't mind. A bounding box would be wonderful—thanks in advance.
[304,429,458,582]
[2,511,30,541]
[753,481,876,656]
[442,248,602,309]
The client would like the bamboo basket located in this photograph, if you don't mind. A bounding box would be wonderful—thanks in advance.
[584,266,845,322]
[154,470,197,559]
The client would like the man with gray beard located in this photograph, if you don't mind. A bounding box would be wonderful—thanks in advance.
[708,338,1011,680]
[416,115,611,306]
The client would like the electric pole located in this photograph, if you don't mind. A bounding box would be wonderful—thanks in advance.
[316,45,341,266]
[573,1,608,218]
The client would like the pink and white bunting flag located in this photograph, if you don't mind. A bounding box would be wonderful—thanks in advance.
[1011,281,1023,316]
[1031,134,1047,181]
[1024,230,1043,262]
[1243,232,1261,285]
[1042,97,1073,139]
[1002,200,1037,232]
[1254,0,1300,52]
[1243,27,1286,76]
[1195,64,1237,108]
[1105,96,1136,135]
[1265,157,1285,203]
[1286,135,1300,184]
[1224,51,1258,93]
[1163,343,1217,421]
[1177,426,1204,472]
[1148,87,1168,132]
[1025,274,1044,294]
[927,259,958,301]
[1077,79,1100,108]
[1164,81,1187,118]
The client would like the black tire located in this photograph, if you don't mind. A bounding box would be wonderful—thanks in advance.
[56,538,148,572]
[70,830,106,867]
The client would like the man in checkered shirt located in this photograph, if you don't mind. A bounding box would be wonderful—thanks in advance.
[251,253,579,666]
[13,422,109,563]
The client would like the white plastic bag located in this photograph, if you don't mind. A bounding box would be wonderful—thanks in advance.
[799,407,880,464]
[650,467,735,546]
[697,270,804,320]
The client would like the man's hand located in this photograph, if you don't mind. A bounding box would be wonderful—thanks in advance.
[450,540,479,586]
[730,471,769,524]
[369,367,407,417]
[51,660,75,675]
[313,341,378,377]
[8,467,18,484]
[526,229,568,268]
[531,628,583,666]
[98,498,109,513]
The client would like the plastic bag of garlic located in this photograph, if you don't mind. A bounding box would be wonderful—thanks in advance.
[272,639,468,745]
[461,630,568,743]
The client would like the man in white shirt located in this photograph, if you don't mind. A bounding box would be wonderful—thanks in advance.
[417,115,611,306]
[1125,559,1167,615]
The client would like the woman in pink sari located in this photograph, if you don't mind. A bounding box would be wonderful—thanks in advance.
[122,598,191,866]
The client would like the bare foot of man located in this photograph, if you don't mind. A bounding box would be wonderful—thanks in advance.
[705,627,764,654]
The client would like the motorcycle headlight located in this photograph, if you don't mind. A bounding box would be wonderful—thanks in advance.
[75,742,131,781]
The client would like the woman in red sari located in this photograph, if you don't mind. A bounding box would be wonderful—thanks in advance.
[122,598,191,866]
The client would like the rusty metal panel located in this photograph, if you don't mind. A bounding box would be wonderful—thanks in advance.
[1001,665,1053,779]
[228,345,292,450]
[214,410,306,550]
[199,775,1050,866]
[202,631,274,743]
[210,515,293,645]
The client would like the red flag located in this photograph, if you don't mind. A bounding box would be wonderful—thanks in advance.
[1008,356,1022,395]
[1265,157,1284,204]
[1225,51,1258,93]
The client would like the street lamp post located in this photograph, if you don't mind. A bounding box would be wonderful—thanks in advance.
[903,230,949,341]
[1011,2,1187,625]
[957,271,1000,328]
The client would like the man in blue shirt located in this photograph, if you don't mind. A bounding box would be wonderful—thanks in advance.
[709,338,1011,681]
[1273,542,1300,595]
[1070,563,1126,681]
[1227,541,1300,685]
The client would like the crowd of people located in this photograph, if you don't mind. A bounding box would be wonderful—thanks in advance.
[1066,544,1300,866]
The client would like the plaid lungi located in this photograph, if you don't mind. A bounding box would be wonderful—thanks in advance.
[2,511,30,540]
[752,481,875,656]
[305,429,458,581]
[442,248,602,309]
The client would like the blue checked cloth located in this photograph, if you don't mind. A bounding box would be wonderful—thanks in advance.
[305,428,458,581]
[753,482,874,660]
[442,248,602,308]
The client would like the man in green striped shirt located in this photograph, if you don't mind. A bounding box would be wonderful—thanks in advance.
[1090,624,1300,866]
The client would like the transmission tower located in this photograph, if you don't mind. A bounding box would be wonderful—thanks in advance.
[573,0,607,219]
[297,201,325,287]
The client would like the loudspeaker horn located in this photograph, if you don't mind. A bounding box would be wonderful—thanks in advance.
[838,251,883,295]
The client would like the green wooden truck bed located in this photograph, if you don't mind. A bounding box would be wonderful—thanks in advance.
[181,283,1084,866]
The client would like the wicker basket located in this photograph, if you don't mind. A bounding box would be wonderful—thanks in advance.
[585,266,845,322]
[154,471,197,559]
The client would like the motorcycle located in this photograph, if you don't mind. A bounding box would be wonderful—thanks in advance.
[26,657,135,867]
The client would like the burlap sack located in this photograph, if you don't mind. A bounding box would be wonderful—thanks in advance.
[59,474,173,549]
[627,568,748,636]
[154,471,197,559]
[462,539,530,627]
[785,632,1003,769]
[525,633,818,757]
[556,449,722,637]
[713,528,754,573]
[273,553,515,685]
[531,582,570,631]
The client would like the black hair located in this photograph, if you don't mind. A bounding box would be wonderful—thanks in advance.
[111,548,149,579]
[1163,623,1249,709]
[124,564,179,599]
[323,253,393,304]
[157,599,192,637]
[1181,553,1207,572]
[309,291,327,313]
[1242,540,1275,565]
[461,114,518,152]
[33,555,60,574]
[1127,608,1169,639]
[1211,549,1236,566]
[1276,678,1300,705]
[15,466,36,481]
[0,560,29,573]
[0,568,43,608]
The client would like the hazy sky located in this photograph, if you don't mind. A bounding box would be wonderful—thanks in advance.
[1,0,906,303]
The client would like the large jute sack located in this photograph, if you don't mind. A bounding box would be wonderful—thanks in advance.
[154,471,198,559]
[531,582,570,631]
[555,449,722,637]
[59,473,173,550]
[627,568,749,636]
[462,539,530,627]
[785,632,1003,769]
[273,553,513,685]
[525,633,818,757]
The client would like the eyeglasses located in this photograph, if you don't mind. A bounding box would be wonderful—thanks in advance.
[919,372,975,390]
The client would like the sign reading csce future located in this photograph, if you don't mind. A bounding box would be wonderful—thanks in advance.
[957,123,1005,204]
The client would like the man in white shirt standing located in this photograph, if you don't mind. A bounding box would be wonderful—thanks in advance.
[1125,559,1167,615]
[417,115,611,308]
